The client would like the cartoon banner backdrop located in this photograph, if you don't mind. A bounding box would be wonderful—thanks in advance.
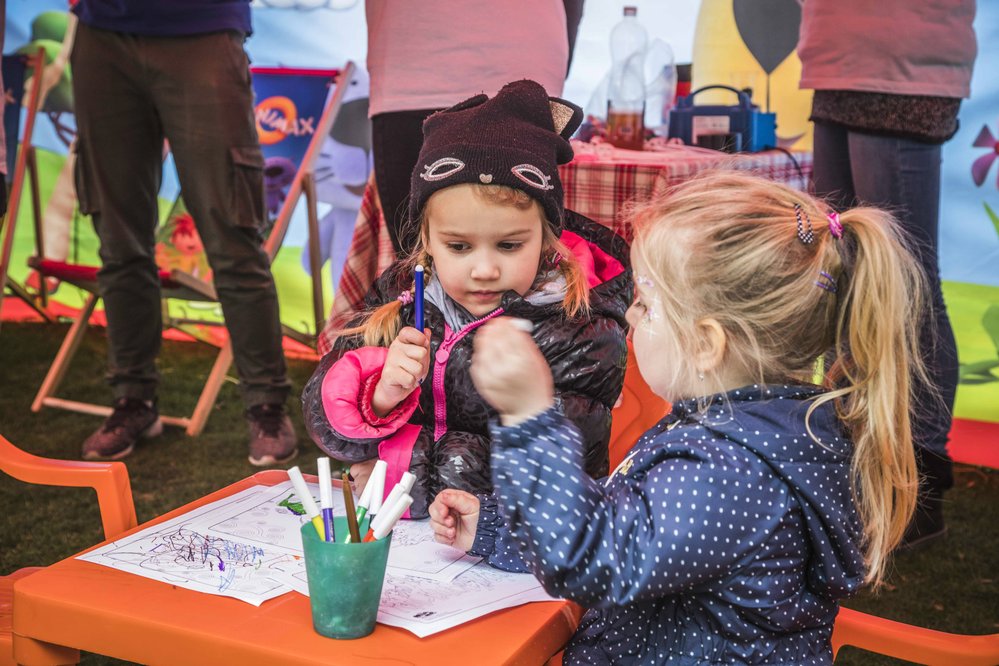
[4,1,997,423]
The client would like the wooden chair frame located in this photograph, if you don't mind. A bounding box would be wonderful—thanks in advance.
[0,49,53,328]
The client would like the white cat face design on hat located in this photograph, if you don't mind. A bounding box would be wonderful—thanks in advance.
[418,98,577,192]
[419,159,553,191]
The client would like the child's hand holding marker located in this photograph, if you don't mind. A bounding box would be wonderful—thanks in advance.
[372,264,429,417]
[428,489,480,551]
[470,317,553,426]
[371,326,431,417]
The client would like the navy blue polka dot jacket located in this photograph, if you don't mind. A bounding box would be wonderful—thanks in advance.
[474,384,867,664]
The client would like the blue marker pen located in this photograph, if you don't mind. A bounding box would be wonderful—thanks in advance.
[317,457,336,542]
[414,264,425,332]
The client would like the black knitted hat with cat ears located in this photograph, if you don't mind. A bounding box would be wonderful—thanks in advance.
[409,79,584,236]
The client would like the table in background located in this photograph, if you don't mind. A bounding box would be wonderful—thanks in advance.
[322,144,812,354]
[560,143,812,241]
[12,470,582,666]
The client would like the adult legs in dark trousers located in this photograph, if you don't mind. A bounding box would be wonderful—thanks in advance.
[371,108,439,257]
[71,23,297,466]
[813,121,959,547]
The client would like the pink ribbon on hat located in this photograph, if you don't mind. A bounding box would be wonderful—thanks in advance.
[827,212,844,239]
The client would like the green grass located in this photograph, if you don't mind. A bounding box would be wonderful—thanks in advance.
[1,321,997,665]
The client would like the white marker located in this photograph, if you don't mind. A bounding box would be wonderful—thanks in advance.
[399,471,417,495]
[363,493,413,542]
[317,457,335,542]
[286,466,321,520]
[371,484,407,535]
[365,459,388,517]
[287,466,326,541]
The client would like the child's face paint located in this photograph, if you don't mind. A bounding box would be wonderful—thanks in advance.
[630,274,661,328]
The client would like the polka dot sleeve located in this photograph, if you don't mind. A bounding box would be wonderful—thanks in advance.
[489,405,789,608]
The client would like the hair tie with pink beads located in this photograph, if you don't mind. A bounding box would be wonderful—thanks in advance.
[397,291,413,305]
[827,211,844,239]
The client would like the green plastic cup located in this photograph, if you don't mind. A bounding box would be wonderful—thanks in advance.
[300,516,391,639]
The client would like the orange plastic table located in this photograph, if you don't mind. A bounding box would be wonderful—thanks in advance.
[12,470,582,665]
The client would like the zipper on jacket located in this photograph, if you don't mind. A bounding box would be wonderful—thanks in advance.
[432,309,505,441]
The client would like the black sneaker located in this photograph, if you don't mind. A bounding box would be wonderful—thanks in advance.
[898,489,947,551]
[247,403,297,467]
[82,398,162,460]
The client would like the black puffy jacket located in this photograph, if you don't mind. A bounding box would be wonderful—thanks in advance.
[302,211,632,518]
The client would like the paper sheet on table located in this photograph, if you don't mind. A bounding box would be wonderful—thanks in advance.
[77,484,303,606]
[78,480,556,635]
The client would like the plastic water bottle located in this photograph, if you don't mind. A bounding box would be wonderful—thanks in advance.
[607,6,648,150]
[644,39,678,136]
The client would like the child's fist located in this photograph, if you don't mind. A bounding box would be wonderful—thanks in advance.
[429,488,480,552]
[471,318,554,426]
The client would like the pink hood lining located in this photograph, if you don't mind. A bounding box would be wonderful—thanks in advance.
[560,230,625,289]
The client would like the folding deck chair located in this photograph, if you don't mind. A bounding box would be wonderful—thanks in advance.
[30,62,356,436]
[0,49,51,327]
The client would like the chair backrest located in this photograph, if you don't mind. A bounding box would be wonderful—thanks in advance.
[608,340,670,471]
[831,606,999,665]
[252,64,350,260]
[0,434,136,540]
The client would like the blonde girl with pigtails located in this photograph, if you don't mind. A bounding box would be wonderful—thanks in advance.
[301,81,633,530]
[433,170,931,663]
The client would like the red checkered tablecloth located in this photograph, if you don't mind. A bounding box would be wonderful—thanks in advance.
[320,145,812,354]
[561,143,812,241]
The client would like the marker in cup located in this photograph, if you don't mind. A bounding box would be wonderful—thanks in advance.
[287,465,325,541]
[363,493,413,542]
[317,457,336,542]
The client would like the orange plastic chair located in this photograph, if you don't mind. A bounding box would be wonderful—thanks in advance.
[0,434,137,666]
[832,606,999,665]
[608,340,670,470]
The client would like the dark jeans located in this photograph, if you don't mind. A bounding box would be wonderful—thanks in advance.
[71,23,290,408]
[813,121,957,490]
[371,108,439,257]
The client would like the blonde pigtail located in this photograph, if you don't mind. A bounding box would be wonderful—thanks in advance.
[333,299,404,349]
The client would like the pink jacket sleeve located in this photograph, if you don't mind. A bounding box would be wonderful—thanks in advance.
[321,346,421,441]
